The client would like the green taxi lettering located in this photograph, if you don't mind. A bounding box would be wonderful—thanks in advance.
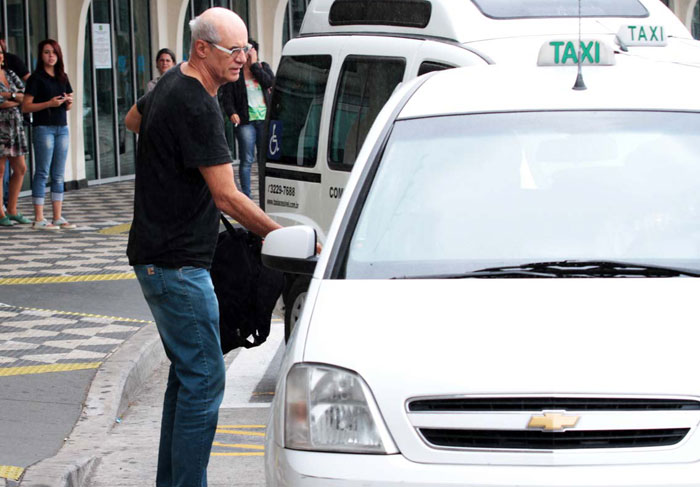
[627,25,664,42]
[549,41,601,65]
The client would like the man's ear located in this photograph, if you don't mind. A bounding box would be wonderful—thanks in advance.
[192,39,209,59]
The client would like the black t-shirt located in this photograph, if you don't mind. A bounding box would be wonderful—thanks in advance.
[127,64,232,269]
[4,52,29,79]
[24,70,73,126]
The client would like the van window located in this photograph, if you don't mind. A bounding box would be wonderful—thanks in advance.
[329,0,432,28]
[471,0,648,19]
[329,56,405,169]
[418,61,455,76]
[267,55,332,167]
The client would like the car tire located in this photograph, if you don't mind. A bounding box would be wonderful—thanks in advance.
[284,276,310,341]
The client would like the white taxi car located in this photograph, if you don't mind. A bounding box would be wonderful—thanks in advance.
[261,43,700,486]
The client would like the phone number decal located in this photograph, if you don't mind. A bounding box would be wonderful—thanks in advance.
[267,184,296,197]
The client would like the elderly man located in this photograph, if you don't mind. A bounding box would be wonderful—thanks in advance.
[124,8,281,487]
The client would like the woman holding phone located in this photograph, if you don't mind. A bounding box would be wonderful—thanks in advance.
[21,39,74,230]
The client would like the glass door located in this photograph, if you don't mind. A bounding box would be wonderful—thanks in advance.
[83,0,151,182]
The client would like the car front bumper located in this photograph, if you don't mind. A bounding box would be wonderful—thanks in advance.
[266,446,700,487]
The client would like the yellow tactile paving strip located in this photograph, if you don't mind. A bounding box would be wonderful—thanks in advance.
[0,362,102,377]
[0,464,24,481]
[98,223,132,235]
[0,273,135,285]
[212,425,266,457]
[0,305,151,323]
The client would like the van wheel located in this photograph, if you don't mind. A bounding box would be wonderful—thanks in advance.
[284,277,310,341]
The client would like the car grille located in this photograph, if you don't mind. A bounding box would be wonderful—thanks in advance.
[408,397,700,412]
[420,428,690,450]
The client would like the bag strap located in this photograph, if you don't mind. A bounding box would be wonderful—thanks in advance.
[220,214,236,234]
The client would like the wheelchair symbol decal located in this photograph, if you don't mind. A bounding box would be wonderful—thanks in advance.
[268,121,282,160]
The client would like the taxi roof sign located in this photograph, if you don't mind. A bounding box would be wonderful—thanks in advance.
[617,25,667,47]
[538,39,616,67]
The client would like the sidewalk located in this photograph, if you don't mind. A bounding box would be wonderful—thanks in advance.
[1,180,155,487]
[83,320,283,487]
[1,163,265,487]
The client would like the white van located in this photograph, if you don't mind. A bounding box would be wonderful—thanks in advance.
[263,0,698,335]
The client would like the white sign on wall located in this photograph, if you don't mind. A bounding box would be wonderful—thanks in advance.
[93,23,112,69]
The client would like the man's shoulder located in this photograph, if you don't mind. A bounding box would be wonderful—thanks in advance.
[155,66,215,107]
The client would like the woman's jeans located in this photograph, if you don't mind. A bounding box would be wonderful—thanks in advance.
[32,125,69,206]
[134,265,226,487]
[235,120,265,198]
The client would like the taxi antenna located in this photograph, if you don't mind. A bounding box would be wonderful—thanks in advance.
[573,0,587,91]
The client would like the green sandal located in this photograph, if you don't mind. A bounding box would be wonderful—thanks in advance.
[0,215,17,226]
[8,212,31,224]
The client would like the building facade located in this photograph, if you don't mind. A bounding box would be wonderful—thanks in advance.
[0,0,696,191]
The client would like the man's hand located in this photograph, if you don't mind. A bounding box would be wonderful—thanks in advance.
[230,113,240,126]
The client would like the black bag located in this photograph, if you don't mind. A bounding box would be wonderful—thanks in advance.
[211,216,284,353]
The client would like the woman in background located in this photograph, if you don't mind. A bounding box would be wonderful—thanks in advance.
[22,39,74,230]
[0,41,29,226]
[221,38,274,200]
[147,48,176,92]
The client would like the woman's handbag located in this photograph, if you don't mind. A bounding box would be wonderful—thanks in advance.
[210,215,285,354]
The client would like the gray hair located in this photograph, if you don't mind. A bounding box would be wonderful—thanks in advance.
[189,14,221,45]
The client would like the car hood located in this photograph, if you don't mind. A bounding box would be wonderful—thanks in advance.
[303,278,700,398]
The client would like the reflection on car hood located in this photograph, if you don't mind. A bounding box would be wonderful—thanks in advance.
[303,278,700,398]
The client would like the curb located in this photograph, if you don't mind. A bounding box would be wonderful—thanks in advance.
[18,323,165,487]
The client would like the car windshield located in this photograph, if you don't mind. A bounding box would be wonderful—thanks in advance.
[344,111,700,279]
[470,0,648,19]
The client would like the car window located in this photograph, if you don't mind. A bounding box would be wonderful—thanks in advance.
[329,0,432,28]
[344,111,700,278]
[418,61,455,76]
[470,0,648,19]
[329,56,405,170]
[267,55,332,167]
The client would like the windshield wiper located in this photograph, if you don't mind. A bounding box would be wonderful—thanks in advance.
[399,260,700,279]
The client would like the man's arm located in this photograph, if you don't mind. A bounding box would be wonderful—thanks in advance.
[125,104,141,134]
[200,163,282,238]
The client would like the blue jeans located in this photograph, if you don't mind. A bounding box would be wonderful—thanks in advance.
[133,265,226,487]
[235,120,264,198]
[32,125,69,206]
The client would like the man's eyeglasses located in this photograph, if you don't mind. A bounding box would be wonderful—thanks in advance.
[206,41,251,57]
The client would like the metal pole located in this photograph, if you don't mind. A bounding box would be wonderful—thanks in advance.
[128,0,137,171]
[109,0,121,177]
[1,2,7,48]
[22,0,30,68]
[89,4,102,180]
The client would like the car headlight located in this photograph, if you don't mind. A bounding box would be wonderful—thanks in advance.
[284,363,398,454]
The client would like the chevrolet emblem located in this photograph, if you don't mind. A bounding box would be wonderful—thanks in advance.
[528,412,580,432]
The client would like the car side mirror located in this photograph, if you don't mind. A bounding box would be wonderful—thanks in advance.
[262,226,318,275]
